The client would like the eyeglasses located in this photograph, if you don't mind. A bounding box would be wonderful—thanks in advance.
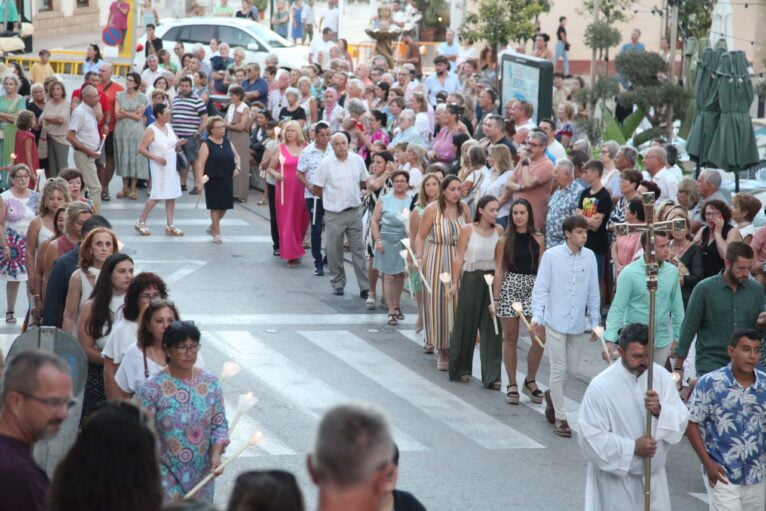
[139,292,163,301]
[526,142,543,148]
[173,343,201,354]
[13,174,30,179]
[16,391,77,410]
[705,211,721,217]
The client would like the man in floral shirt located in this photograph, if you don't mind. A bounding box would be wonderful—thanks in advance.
[686,328,766,509]
[545,159,583,248]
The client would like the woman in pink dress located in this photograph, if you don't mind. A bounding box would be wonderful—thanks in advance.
[267,120,308,267]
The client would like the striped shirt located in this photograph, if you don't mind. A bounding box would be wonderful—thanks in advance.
[171,94,206,137]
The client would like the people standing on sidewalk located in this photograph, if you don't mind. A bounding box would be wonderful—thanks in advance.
[409,173,441,337]
[416,175,470,371]
[0,75,23,190]
[225,85,252,203]
[40,80,71,178]
[114,72,147,200]
[531,215,600,437]
[687,329,766,510]
[449,195,503,387]
[67,85,102,212]
[554,17,569,75]
[96,63,123,202]
[370,170,411,325]
[135,104,184,237]
[268,120,308,267]
[578,323,689,509]
[171,77,207,195]
[493,198,546,404]
[195,116,240,244]
[297,121,330,276]
[312,132,369,299]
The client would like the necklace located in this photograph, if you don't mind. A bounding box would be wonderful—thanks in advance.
[149,346,168,371]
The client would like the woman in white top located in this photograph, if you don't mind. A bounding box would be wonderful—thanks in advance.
[481,143,514,229]
[598,140,621,201]
[732,193,761,245]
[404,143,426,192]
[103,272,168,398]
[410,91,432,143]
[461,145,490,216]
[298,76,318,124]
[26,178,69,323]
[62,227,118,336]
[135,103,184,237]
[77,253,133,424]
[448,196,504,387]
[114,300,204,397]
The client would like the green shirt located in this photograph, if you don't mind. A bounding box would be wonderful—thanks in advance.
[676,273,766,375]
[604,258,684,348]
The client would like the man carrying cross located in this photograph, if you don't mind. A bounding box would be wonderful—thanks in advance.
[604,229,685,366]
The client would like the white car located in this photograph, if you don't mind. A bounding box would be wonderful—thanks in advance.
[133,17,309,72]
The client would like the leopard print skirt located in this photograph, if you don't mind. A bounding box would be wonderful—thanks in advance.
[496,272,536,318]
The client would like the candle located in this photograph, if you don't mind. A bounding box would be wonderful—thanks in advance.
[399,249,413,300]
[229,392,258,434]
[220,361,241,383]
[439,273,453,332]
[482,274,500,335]
[194,175,210,209]
[511,302,545,348]
[592,326,614,364]
[400,239,431,294]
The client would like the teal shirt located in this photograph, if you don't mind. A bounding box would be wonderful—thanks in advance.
[677,273,766,375]
[605,258,684,348]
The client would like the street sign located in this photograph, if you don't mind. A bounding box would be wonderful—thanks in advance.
[7,327,87,476]
[102,26,124,47]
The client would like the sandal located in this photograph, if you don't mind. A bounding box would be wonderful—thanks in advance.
[506,384,520,405]
[5,311,15,324]
[423,342,434,354]
[212,235,223,244]
[129,190,138,200]
[366,295,376,310]
[522,379,544,404]
[490,380,502,391]
[134,221,151,236]
[394,308,404,320]
[257,198,267,205]
[116,188,128,199]
[165,225,184,237]
[387,314,398,326]
[459,375,471,383]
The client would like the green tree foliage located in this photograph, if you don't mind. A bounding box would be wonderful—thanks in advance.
[580,0,634,24]
[459,0,548,54]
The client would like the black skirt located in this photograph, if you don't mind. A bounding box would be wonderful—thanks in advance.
[205,175,234,210]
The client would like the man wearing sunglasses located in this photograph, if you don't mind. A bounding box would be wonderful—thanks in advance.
[0,350,73,511]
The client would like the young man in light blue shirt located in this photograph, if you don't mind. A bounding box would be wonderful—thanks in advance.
[531,215,600,438]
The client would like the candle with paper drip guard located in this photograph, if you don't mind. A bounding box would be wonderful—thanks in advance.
[183,431,264,499]
[312,196,318,225]
[400,238,431,294]
[399,208,410,235]
[194,175,209,209]
[591,326,616,364]
[97,133,106,154]
[482,274,500,335]
[439,273,453,331]
[220,361,241,384]
[228,392,258,434]
[399,249,413,300]
[34,168,44,192]
[511,302,545,348]
[278,153,286,205]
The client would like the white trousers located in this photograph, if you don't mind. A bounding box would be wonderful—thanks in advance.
[704,476,766,511]
[545,326,585,422]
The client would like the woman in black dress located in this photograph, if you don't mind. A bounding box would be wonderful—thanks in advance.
[194,115,240,244]
[693,199,741,278]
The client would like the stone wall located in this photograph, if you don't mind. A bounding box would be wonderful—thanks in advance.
[33,5,100,38]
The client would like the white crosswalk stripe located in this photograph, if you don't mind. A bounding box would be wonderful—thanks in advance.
[299,330,544,450]
[207,330,427,453]
[121,235,272,243]
[192,314,416,326]
[398,329,582,430]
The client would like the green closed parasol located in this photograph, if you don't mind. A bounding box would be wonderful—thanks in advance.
[686,47,726,164]
[707,51,759,192]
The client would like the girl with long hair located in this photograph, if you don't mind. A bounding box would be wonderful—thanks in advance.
[408,173,441,334]
[492,198,545,405]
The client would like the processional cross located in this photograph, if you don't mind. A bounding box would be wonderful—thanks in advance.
[612,192,686,511]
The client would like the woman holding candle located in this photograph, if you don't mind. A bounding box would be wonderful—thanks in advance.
[225,85,252,203]
[268,120,308,267]
[371,170,411,325]
[103,272,169,398]
[77,252,133,424]
[0,164,40,324]
[196,116,239,243]
[449,195,504,387]
[492,198,545,405]
[416,175,471,370]
[136,320,228,503]
[136,103,184,237]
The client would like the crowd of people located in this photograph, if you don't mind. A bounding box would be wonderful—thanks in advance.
[0,4,764,509]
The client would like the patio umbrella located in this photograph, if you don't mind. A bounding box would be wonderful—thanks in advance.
[686,48,726,164]
[710,0,734,51]
[707,51,759,192]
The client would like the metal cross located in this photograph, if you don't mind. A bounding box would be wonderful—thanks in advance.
[612,191,686,511]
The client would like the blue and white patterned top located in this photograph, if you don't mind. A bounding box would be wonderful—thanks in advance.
[545,181,584,248]
[688,363,766,485]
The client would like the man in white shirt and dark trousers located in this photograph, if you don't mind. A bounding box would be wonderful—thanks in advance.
[297,122,330,276]
[313,132,370,298]
[531,215,600,438]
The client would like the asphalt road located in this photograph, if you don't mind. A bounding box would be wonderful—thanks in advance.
[0,179,710,510]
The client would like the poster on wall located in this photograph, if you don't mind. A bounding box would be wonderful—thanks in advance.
[499,53,553,124]
[103,0,136,59]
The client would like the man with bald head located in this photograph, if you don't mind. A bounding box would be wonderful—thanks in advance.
[96,62,123,202]
[67,85,103,212]
[642,146,677,202]
[312,133,370,299]
[0,350,73,511]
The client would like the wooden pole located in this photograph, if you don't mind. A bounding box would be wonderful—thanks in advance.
[589,0,601,90]
[665,3,679,141]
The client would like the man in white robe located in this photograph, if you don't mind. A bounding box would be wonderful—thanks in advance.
[578,322,690,510]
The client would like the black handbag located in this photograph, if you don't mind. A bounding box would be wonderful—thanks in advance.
[176,148,189,171]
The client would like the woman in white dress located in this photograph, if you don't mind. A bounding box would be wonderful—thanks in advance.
[77,252,133,424]
[0,165,40,323]
[103,272,168,399]
[61,227,119,336]
[135,103,184,237]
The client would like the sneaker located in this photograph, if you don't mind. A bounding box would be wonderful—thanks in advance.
[313,266,324,276]
[101,191,111,202]
[189,188,199,195]
[333,288,344,296]
[360,289,370,299]
[366,296,375,310]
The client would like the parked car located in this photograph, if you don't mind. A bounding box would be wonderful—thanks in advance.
[133,17,309,72]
